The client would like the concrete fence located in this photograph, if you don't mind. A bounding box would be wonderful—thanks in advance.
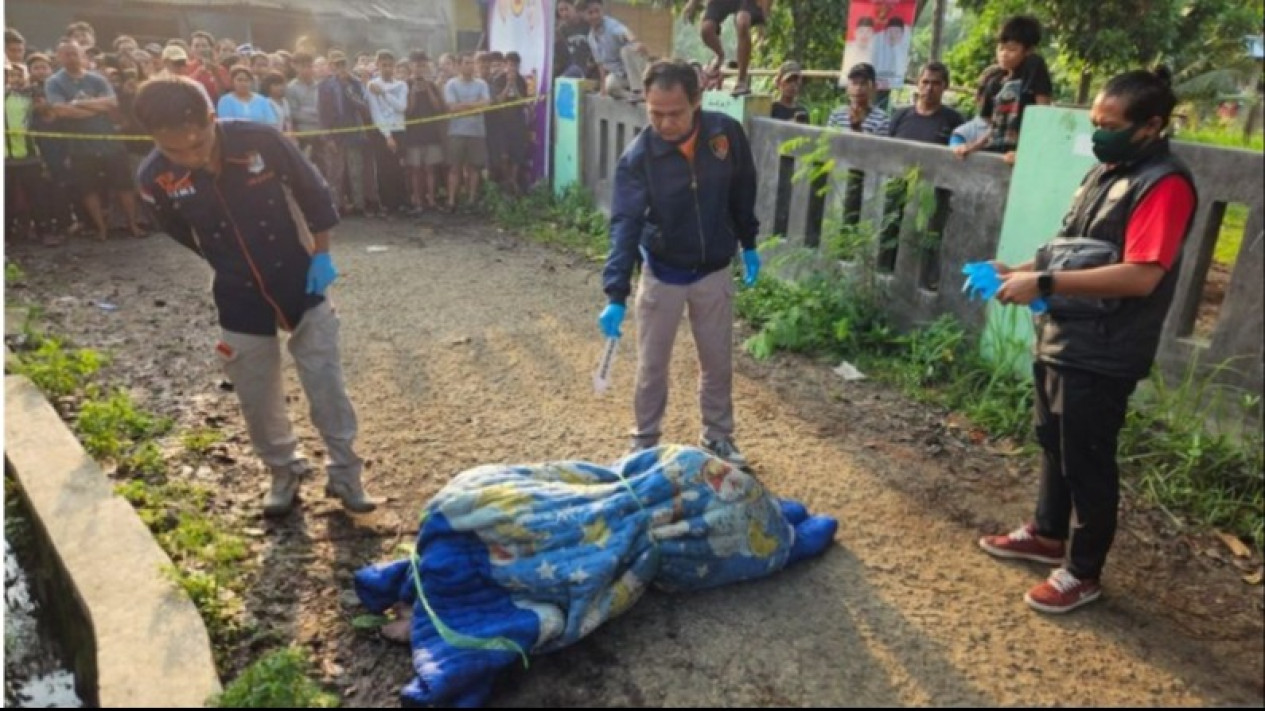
[573,93,1263,394]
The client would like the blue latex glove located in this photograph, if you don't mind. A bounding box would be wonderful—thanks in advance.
[599,303,625,338]
[306,252,338,295]
[742,249,761,287]
[962,262,1047,314]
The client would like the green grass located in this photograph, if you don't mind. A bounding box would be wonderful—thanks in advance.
[6,260,26,284]
[76,389,173,461]
[1173,124,1265,153]
[1215,203,1248,265]
[484,183,608,259]
[211,647,339,708]
[11,337,105,398]
[15,318,255,672]
[181,428,224,456]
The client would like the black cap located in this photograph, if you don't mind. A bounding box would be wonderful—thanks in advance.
[847,62,876,83]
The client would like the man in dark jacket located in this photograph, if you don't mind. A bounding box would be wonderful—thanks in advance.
[134,76,379,517]
[317,50,375,216]
[598,59,760,467]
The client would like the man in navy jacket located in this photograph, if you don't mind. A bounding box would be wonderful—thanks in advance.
[599,59,760,467]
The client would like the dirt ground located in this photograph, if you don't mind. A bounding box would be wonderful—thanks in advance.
[6,214,1263,707]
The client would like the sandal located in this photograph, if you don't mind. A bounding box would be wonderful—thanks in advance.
[730,81,751,97]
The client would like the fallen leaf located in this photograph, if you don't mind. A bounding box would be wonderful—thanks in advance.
[1216,531,1251,558]
[1243,569,1263,585]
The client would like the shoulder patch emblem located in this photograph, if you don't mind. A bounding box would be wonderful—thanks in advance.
[247,151,266,174]
[709,134,730,161]
[1107,178,1131,201]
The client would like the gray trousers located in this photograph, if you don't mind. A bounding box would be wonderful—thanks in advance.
[216,300,361,478]
[605,45,650,99]
[633,267,735,446]
[322,141,377,211]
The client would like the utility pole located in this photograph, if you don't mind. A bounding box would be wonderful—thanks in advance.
[929,0,947,61]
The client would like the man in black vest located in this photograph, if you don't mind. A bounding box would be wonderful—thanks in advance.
[978,68,1197,614]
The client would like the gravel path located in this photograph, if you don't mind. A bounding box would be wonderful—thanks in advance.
[7,213,1262,707]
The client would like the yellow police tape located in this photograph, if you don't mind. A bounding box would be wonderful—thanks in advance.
[5,93,550,142]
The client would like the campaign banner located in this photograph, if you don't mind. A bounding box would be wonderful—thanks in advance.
[839,0,918,91]
[488,0,553,181]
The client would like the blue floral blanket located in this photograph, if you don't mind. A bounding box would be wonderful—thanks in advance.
[354,445,837,706]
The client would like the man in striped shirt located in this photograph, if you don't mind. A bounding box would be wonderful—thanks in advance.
[827,63,889,135]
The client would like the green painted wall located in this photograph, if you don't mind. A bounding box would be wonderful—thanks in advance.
[982,106,1099,371]
[553,78,584,196]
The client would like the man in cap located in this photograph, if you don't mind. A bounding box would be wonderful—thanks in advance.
[771,60,808,123]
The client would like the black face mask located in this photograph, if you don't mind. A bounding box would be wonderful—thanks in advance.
[1091,123,1143,164]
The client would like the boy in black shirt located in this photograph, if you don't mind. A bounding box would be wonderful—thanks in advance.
[955,15,1052,164]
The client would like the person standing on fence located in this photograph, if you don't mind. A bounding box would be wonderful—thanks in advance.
[132,76,381,517]
[682,0,769,96]
[598,59,760,467]
[979,67,1198,614]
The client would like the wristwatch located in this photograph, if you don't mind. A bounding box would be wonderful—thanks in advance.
[1037,271,1055,298]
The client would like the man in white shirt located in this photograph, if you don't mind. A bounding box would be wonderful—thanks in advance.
[367,49,409,213]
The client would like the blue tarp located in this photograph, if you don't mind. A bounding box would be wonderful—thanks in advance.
[355,445,838,707]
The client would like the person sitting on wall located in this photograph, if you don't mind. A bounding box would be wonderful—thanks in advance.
[954,15,1053,165]
[584,0,649,102]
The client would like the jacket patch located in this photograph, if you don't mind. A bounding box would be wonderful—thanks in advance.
[1107,178,1131,201]
[709,134,729,161]
[155,171,197,199]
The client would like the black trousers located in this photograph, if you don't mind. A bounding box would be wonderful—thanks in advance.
[1032,362,1138,580]
[4,161,70,236]
[370,131,407,211]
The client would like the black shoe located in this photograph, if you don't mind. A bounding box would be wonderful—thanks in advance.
[700,437,750,469]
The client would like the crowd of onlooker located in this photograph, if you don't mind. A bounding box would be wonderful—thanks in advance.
[771,15,1053,161]
[5,7,1057,249]
[5,20,541,248]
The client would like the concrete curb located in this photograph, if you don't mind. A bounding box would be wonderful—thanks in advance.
[4,375,222,707]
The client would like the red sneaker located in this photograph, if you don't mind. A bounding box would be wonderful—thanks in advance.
[1024,567,1102,614]
[979,523,1065,565]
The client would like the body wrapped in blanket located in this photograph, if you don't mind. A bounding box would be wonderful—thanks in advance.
[355,445,838,707]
